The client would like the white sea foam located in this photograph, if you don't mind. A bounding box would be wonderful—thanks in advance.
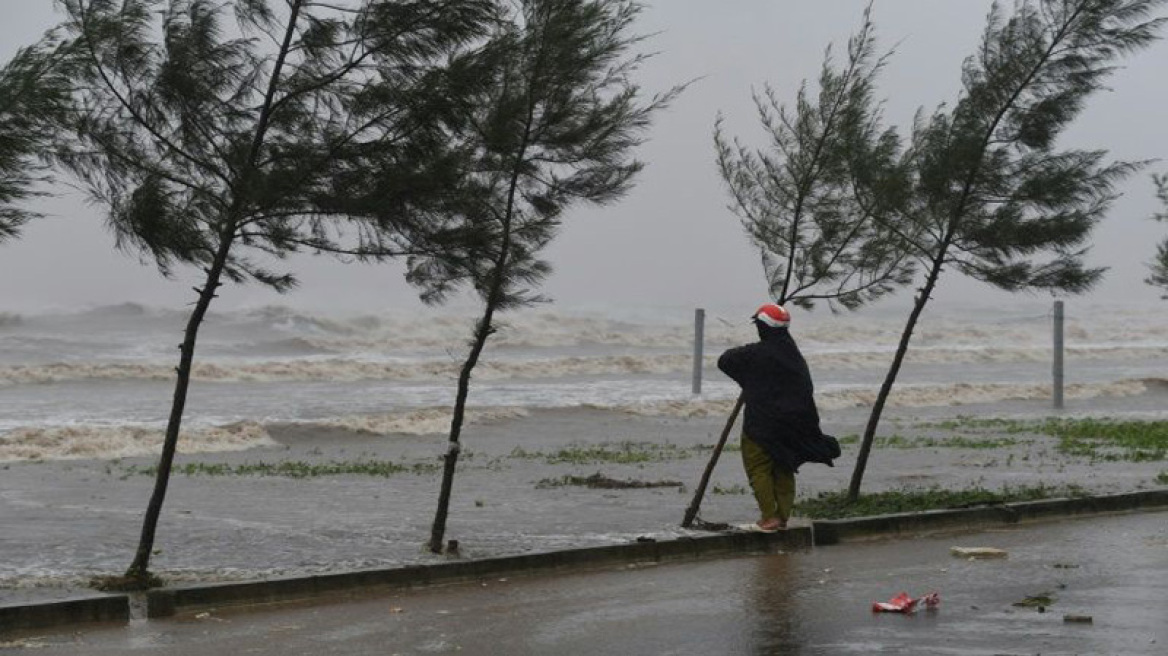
[315,407,530,435]
[274,309,1168,353]
[0,421,275,462]
[605,379,1154,417]
[0,409,527,462]
[3,343,1165,386]
[0,377,1157,461]
[2,303,1164,460]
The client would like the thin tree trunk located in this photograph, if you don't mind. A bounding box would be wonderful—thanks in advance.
[681,395,743,528]
[123,0,302,579]
[427,57,536,551]
[427,311,496,553]
[844,3,1102,504]
[846,249,945,502]
[125,236,233,580]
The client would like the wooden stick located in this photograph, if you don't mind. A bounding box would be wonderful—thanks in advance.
[681,395,744,528]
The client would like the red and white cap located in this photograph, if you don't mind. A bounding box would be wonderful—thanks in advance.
[752,303,790,328]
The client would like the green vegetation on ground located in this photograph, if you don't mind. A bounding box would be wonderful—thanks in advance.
[838,433,1018,449]
[510,441,692,465]
[534,473,684,490]
[694,441,742,453]
[915,417,1168,462]
[918,417,1035,433]
[796,483,1087,520]
[712,483,748,495]
[1038,418,1168,462]
[121,460,439,479]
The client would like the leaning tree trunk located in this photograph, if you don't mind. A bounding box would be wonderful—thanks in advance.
[428,96,532,552]
[125,235,233,581]
[428,308,497,553]
[846,249,946,502]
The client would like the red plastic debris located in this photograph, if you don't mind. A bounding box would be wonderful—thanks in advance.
[872,592,916,613]
[872,591,940,613]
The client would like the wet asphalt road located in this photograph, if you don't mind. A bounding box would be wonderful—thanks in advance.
[8,511,1166,655]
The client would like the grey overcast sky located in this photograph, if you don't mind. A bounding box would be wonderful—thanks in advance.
[1,1,1166,313]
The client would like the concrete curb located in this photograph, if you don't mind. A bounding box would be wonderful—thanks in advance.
[811,488,1168,545]
[145,528,813,618]
[0,595,129,634]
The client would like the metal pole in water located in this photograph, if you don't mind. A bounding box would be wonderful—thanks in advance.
[1053,300,1064,409]
[692,308,705,395]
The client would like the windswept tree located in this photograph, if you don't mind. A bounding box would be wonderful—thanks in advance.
[847,0,1165,501]
[0,36,71,243]
[714,7,913,311]
[1149,173,1168,293]
[680,10,913,529]
[45,0,495,585]
[412,0,680,554]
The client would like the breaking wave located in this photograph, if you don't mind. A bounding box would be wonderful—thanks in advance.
[0,422,275,462]
[312,406,530,436]
[0,377,1160,462]
[17,303,1166,349]
[0,409,528,462]
[3,344,1166,385]
[603,379,1156,417]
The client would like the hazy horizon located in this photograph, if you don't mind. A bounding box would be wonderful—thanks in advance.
[2,1,1166,315]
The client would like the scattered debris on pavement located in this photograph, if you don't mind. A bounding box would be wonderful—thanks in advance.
[1012,593,1056,611]
[872,591,940,613]
[950,546,1008,559]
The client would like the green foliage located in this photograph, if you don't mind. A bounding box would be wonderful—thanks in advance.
[419,0,679,553]
[48,0,497,283]
[402,0,680,309]
[850,0,1166,500]
[0,35,71,242]
[801,483,1086,519]
[902,0,1165,293]
[40,0,501,575]
[714,6,913,310]
[1149,173,1168,294]
[1156,470,1168,484]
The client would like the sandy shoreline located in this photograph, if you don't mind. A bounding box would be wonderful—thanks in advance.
[2,390,1166,607]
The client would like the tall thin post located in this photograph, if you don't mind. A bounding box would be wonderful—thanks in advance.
[692,308,705,395]
[1053,300,1064,410]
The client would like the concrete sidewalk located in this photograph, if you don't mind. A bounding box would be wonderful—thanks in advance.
[5,511,1166,655]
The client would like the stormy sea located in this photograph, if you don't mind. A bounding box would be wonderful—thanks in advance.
[2,299,1166,463]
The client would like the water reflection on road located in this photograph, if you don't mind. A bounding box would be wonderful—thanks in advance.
[10,511,1168,655]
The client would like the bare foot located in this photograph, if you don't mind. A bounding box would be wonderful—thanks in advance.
[757,518,786,531]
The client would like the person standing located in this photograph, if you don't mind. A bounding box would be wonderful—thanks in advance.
[717,303,840,532]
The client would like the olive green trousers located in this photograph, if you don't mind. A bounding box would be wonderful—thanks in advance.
[741,433,795,522]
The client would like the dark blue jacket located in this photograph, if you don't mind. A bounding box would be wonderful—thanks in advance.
[717,325,840,472]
